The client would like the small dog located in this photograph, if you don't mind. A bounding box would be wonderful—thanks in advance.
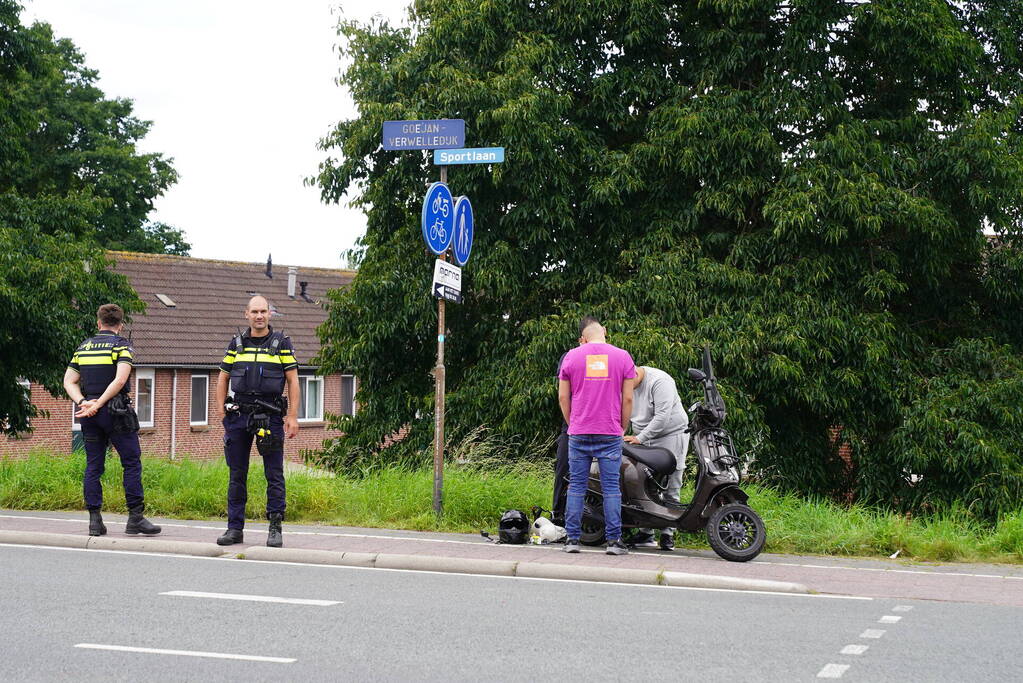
[532,516,567,543]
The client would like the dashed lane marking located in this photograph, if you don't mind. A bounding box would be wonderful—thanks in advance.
[817,663,850,678]
[860,629,886,639]
[75,643,295,663]
[892,605,913,612]
[879,615,902,623]
[840,644,869,655]
[160,590,340,606]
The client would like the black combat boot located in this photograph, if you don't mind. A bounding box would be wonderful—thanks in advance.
[88,509,107,537]
[217,528,244,545]
[125,506,162,535]
[266,512,283,548]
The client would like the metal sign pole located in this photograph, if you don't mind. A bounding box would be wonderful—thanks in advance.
[432,165,448,515]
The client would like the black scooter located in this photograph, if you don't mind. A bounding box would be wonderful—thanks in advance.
[578,346,766,562]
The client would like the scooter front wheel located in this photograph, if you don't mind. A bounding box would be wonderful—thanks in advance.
[579,492,606,546]
[706,503,766,562]
[579,520,606,546]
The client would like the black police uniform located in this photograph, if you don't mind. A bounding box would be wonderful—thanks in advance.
[219,326,298,531]
[68,330,144,512]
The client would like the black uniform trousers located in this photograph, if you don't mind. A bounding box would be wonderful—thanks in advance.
[80,404,144,511]
[223,410,286,530]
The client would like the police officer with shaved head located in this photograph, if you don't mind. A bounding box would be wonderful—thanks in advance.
[214,295,300,548]
[63,304,161,537]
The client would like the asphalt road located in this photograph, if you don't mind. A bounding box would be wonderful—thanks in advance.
[0,544,1018,682]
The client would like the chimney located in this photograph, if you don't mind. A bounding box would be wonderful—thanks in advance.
[288,267,298,298]
[299,281,314,303]
[265,254,273,279]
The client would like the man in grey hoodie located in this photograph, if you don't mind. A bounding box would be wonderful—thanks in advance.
[624,365,689,550]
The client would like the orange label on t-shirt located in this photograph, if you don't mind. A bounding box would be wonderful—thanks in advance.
[585,354,609,378]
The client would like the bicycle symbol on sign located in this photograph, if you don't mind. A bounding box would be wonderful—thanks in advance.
[429,219,447,243]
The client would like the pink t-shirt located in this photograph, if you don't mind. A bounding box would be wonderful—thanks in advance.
[559,343,636,435]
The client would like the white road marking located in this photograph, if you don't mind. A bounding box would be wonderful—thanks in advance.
[892,605,913,612]
[879,615,902,623]
[840,644,869,655]
[160,590,340,606]
[4,513,1022,581]
[817,663,850,678]
[860,629,886,639]
[0,543,872,599]
[75,643,295,663]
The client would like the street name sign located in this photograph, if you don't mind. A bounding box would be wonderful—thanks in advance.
[422,182,454,255]
[451,196,474,266]
[433,147,505,165]
[383,119,465,150]
[432,260,462,304]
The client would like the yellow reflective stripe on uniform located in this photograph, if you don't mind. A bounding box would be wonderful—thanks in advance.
[76,356,116,365]
[222,355,236,365]
[226,349,237,356]
[232,353,285,364]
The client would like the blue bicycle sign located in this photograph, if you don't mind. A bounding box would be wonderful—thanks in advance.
[451,196,474,266]
[422,182,454,255]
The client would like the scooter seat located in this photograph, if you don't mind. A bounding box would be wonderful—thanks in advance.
[623,443,677,475]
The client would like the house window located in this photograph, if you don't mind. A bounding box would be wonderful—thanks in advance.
[297,375,323,422]
[71,403,82,432]
[341,375,357,416]
[135,368,155,428]
[190,374,209,425]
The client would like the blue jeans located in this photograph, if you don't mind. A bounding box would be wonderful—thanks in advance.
[565,434,623,542]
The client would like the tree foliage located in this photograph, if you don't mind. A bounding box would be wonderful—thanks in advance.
[0,0,187,254]
[0,0,172,432]
[314,0,1023,516]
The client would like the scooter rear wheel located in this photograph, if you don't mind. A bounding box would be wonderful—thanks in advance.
[706,503,765,562]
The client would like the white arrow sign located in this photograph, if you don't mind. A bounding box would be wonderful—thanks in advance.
[432,260,462,304]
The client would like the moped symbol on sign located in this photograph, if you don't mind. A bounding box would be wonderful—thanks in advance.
[421,182,454,255]
[451,196,474,266]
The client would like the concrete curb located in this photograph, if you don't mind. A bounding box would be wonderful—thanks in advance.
[0,530,90,549]
[516,563,661,585]
[0,530,809,594]
[86,536,225,557]
[376,553,518,577]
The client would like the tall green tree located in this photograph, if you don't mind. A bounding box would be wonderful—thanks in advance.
[1,0,188,254]
[314,0,1023,517]
[0,0,165,432]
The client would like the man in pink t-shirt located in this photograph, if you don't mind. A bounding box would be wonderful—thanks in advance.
[558,316,635,554]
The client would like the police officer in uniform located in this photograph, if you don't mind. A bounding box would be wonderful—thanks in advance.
[214,295,300,548]
[62,304,161,537]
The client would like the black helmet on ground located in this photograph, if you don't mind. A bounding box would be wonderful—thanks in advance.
[498,509,530,544]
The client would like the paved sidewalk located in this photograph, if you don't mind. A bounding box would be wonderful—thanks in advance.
[2,509,1022,606]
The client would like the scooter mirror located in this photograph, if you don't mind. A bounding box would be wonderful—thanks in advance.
[687,368,706,382]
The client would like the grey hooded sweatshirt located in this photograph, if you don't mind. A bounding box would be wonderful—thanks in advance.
[631,366,688,444]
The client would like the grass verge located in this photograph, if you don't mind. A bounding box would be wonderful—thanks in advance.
[1,452,1021,564]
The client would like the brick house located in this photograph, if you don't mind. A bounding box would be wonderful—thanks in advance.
[1,251,356,463]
